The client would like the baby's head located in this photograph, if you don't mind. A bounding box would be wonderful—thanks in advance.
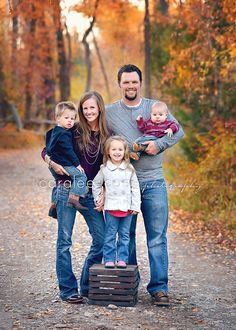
[55,101,78,129]
[151,102,168,124]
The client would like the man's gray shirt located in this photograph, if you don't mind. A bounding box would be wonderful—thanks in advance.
[105,98,184,183]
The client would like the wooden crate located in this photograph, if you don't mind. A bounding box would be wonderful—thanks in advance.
[88,264,138,307]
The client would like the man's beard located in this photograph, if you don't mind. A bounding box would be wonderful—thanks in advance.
[124,91,137,101]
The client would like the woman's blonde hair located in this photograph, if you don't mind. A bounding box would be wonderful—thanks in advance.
[103,135,131,166]
[74,91,109,152]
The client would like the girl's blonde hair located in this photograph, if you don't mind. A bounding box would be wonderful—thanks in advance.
[103,135,131,167]
[74,91,109,153]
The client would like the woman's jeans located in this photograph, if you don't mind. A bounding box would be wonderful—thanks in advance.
[56,184,105,299]
[128,179,169,295]
[103,211,133,263]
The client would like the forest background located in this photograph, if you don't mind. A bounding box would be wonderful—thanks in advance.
[0,0,235,245]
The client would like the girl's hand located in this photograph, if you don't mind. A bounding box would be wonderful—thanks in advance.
[130,210,138,215]
[51,161,70,176]
[136,115,142,121]
[164,128,173,137]
[76,165,85,173]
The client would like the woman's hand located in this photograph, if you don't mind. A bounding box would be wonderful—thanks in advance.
[76,165,85,173]
[130,210,138,214]
[51,161,70,176]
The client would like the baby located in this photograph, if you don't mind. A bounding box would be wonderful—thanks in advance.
[130,101,179,160]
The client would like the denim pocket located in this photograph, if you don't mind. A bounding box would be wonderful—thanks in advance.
[56,185,70,202]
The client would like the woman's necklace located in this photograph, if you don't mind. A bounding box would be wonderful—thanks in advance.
[83,133,102,165]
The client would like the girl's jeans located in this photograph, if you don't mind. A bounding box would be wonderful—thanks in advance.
[128,179,169,295]
[55,184,105,299]
[103,211,133,263]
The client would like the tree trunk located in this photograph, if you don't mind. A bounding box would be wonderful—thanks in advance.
[144,0,151,98]
[81,0,99,92]
[159,0,168,15]
[0,48,8,119]
[53,0,70,100]
[92,31,111,101]
[64,21,72,98]
[24,4,36,122]
[39,13,56,120]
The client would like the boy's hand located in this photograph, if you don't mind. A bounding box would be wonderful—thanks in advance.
[136,115,142,121]
[77,165,85,173]
[164,128,173,137]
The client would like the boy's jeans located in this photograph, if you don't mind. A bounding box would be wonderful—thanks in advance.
[128,179,169,295]
[50,166,87,197]
[103,211,133,263]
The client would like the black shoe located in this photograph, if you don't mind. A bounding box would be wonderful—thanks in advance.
[152,292,169,306]
[63,294,84,304]
[80,292,88,298]
[48,203,57,219]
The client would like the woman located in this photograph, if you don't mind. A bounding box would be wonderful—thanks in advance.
[42,91,110,303]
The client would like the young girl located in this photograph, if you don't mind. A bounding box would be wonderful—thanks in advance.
[92,136,141,269]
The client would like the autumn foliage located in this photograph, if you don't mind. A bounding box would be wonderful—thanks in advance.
[167,121,236,238]
[0,0,235,238]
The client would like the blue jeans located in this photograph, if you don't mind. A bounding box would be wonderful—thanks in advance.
[128,179,168,295]
[103,211,133,263]
[55,184,105,299]
[132,135,158,157]
[51,166,87,197]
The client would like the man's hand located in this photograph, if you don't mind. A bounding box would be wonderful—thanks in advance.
[142,141,160,155]
[164,128,173,137]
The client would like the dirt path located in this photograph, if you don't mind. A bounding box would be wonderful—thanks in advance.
[0,148,235,330]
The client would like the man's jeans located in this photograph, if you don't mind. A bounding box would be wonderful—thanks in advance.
[56,184,105,299]
[103,211,133,263]
[129,179,168,295]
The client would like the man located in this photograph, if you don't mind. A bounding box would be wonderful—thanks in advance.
[105,64,184,306]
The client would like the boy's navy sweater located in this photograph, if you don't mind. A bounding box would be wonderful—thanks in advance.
[46,126,80,167]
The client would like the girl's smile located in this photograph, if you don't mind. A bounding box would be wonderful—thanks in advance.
[109,140,125,165]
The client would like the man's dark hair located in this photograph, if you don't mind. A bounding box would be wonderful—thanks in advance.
[117,64,142,84]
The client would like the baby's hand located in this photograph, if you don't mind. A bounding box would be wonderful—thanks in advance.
[77,165,85,173]
[136,115,142,121]
[164,128,173,137]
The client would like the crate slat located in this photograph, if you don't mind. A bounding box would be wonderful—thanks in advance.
[88,264,138,307]
[88,293,137,302]
[89,274,138,283]
[89,287,138,295]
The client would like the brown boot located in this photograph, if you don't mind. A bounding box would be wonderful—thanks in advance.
[130,152,140,161]
[152,292,169,306]
[132,142,142,152]
[67,197,88,210]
